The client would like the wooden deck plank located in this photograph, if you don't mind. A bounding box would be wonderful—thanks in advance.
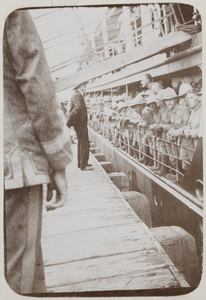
[46,272,179,292]
[42,228,156,266]
[45,251,177,288]
[47,268,179,292]
[42,145,189,292]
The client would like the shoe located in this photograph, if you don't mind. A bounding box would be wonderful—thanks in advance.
[79,163,91,168]
[81,165,94,171]
[46,195,66,211]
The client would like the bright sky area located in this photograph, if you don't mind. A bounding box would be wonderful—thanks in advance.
[29,7,108,77]
[29,7,108,102]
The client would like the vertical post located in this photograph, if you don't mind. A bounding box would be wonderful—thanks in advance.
[162,4,170,35]
[126,84,128,99]
[169,4,179,26]
[140,4,153,45]
[137,126,141,159]
[90,32,96,59]
[101,17,109,58]
[174,142,180,180]
[177,3,185,24]
[153,136,157,168]
[168,4,175,32]
[154,4,164,37]
[122,6,134,51]
[193,8,198,25]
[132,13,138,47]
[90,32,96,49]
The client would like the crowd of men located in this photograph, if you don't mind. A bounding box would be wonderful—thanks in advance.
[85,74,202,181]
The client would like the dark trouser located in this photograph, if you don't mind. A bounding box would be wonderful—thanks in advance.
[75,124,89,169]
[4,185,46,294]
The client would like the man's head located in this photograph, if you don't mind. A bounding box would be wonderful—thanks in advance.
[157,90,165,107]
[178,83,193,105]
[73,81,87,92]
[117,103,128,115]
[141,74,152,89]
[130,94,145,113]
[162,87,179,110]
[97,99,104,112]
[104,95,112,108]
[134,104,143,114]
[141,90,151,103]
[165,98,176,110]
[78,82,87,92]
[147,95,158,112]
[151,82,163,95]
[187,89,201,109]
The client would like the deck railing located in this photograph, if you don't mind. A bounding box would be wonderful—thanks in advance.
[88,116,196,182]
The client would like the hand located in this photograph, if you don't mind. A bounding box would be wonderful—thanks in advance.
[139,122,147,127]
[161,124,171,132]
[131,119,139,124]
[190,132,198,139]
[168,128,174,135]
[153,124,162,131]
[66,118,72,128]
[117,122,121,129]
[46,169,68,211]
[167,130,176,141]
[171,129,179,137]
[167,131,172,139]
[184,128,191,138]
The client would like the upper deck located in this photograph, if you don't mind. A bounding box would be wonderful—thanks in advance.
[53,4,201,93]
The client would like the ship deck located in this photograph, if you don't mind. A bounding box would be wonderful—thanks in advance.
[41,144,189,295]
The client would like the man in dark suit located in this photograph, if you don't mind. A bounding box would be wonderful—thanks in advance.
[67,82,94,170]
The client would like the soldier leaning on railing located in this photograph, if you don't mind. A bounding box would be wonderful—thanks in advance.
[122,94,145,159]
[175,88,201,173]
[115,102,128,150]
[88,84,202,181]
[103,95,113,140]
[146,95,160,169]
[108,102,119,145]
[137,90,154,166]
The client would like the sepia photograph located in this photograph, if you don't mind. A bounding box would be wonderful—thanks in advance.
[1,0,205,298]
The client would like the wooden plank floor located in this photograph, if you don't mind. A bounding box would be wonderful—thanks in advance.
[41,144,189,293]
